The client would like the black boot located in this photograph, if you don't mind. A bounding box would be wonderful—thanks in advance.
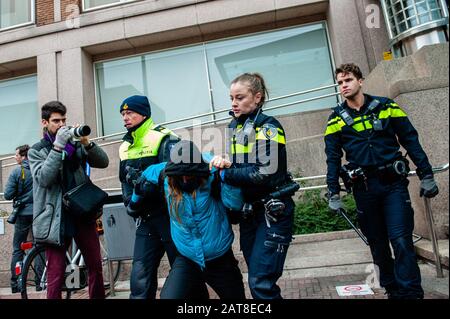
[384,283,399,299]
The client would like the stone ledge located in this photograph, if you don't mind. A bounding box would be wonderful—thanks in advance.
[292,230,359,244]
[415,239,449,268]
[364,43,449,99]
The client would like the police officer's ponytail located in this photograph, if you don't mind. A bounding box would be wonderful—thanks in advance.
[231,73,269,108]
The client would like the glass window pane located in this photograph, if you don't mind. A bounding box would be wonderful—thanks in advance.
[398,21,407,32]
[408,17,418,27]
[430,9,442,20]
[143,46,212,129]
[95,56,146,136]
[416,2,429,15]
[95,45,212,136]
[206,23,337,117]
[84,0,135,10]
[418,13,431,23]
[0,0,32,29]
[0,76,40,154]
[427,0,439,10]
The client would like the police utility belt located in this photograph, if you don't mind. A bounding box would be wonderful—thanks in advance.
[340,157,410,193]
[241,177,300,228]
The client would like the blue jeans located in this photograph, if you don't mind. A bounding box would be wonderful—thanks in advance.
[10,215,33,290]
[239,198,294,299]
[130,212,177,299]
[353,177,424,299]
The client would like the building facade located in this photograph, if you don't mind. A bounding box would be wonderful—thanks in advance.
[1,0,449,239]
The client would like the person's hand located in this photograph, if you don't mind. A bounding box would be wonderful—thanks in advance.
[209,155,231,170]
[420,175,439,198]
[328,194,343,212]
[134,178,157,197]
[79,132,90,146]
[73,124,90,146]
[125,166,141,186]
[53,126,71,149]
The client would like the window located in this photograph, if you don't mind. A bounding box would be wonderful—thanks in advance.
[0,75,40,155]
[95,23,337,136]
[383,0,449,39]
[83,0,136,11]
[0,0,34,31]
[206,23,337,117]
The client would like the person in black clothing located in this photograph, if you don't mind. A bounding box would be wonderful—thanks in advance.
[324,63,439,299]
[210,73,295,299]
[4,145,34,293]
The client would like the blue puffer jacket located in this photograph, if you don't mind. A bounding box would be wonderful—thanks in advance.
[138,154,244,268]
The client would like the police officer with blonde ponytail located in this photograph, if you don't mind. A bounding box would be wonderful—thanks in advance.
[211,73,295,299]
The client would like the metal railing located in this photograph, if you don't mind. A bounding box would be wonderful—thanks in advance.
[0,83,339,168]
[292,163,449,278]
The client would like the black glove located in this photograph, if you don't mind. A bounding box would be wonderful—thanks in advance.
[420,175,439,198]
[125,166,141,186]
[126,200,142,219]
[134,178,158,198]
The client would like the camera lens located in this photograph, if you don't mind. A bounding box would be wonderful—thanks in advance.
[69,125,91,137]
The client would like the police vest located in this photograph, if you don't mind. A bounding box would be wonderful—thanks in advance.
[229,113,286,158]
[119,118,175,182]
[325,99,407,136]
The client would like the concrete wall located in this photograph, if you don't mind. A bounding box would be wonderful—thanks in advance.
[327,0,390,74]
[364,43,449,239]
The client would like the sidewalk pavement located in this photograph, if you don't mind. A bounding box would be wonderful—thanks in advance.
[1,233,448,300]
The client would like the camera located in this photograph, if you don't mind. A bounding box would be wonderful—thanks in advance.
[68,125,91,137]
[7,200,22,224]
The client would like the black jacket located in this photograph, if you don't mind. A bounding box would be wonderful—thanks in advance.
[4,160,33,216]
[223,109,289,202]
[324,94,433,195]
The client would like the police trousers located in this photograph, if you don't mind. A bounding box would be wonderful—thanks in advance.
[353,177,424,299]
[130,212,177,299]
[239,198,294,299]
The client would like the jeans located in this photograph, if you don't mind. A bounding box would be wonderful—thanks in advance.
[10,215,33,291]
[239,198,294,299]
[130,212,177,299]
[353,177,424,299]
[160,249,245,299]
[46,219,105,299]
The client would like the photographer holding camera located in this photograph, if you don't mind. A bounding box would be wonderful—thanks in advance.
[28,101,109,299]
[4,145,33,293]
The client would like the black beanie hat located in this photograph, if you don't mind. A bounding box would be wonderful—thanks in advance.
[165,140,210,177]
[119,95,151,117]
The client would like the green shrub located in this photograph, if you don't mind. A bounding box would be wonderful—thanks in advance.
[293,190,359,235]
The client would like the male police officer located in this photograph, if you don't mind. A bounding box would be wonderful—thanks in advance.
[324,63,438,299]
[118,95,179,299]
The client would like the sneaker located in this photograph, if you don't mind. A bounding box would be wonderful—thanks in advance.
[35,286,43,292]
